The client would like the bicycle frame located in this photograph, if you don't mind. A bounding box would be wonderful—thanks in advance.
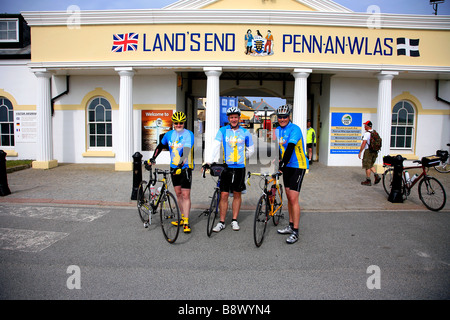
[402,164,427,192]
[149,168,170,211]
[247,172,283,216]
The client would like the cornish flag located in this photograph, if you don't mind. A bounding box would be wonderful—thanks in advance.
[397,38,420,57]
[112,33,139,52]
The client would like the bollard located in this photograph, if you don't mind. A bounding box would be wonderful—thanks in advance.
[131,152,143,200]
[386,155,405,203]
[0,150,11,196]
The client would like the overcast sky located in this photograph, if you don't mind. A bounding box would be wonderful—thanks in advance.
[1,0,450,15]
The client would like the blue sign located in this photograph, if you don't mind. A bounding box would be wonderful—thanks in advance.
[330,113,362,154]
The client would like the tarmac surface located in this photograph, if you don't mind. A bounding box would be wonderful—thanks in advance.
[1,161,449,212]
[1,161,449,301]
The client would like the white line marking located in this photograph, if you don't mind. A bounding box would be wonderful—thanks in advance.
[0,228,69,252]
[0,206,109,222]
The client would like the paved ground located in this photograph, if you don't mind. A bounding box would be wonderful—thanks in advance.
[0,205,449,300]
[0,162,449,301]
[1,161,449,212]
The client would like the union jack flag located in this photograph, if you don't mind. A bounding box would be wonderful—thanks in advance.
[112,33,139,52]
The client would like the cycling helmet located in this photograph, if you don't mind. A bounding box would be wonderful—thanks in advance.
[172,111,186,123]
[226,106,241,116]
[276,105,291,117]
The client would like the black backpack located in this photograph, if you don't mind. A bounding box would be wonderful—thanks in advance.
[369,130,382,152]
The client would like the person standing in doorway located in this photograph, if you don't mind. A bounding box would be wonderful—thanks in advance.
[275,105,308,244]
[358,120,381,186]
[306,119,316,165]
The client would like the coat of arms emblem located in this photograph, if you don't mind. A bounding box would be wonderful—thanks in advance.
[245,29,274,56]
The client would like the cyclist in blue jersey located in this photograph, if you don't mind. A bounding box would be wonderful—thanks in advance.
[203,106,254,232]
[275,105,308,244]
[149,111,194,233]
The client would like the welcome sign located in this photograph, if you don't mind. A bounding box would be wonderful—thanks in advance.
[330,113,362,154]
[111,31,419,58]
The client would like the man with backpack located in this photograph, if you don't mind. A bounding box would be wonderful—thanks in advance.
[359,120,381,186]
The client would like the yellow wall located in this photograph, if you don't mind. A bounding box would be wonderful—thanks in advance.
[31,24,449,67]
[202,0,315,11]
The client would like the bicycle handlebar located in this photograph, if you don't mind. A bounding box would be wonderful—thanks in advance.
[247,171,282,178]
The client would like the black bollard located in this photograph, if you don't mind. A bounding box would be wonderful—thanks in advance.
[131,152,143,200]
[385,155,405,203]
[0,150,11,196]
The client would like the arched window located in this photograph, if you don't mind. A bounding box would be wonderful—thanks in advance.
[87,97,112,148]
[391,100,415,150]
[0,97,14,147]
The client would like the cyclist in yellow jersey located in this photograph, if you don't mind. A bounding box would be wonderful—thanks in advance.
[306,119,316,165]
[149,111,194,233]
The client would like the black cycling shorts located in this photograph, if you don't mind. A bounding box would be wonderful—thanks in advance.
[282,167,306,192]
[171,168,192,189]
[220,167,246,193]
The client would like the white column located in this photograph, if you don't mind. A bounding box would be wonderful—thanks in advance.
[376,71,398,172]
[291,69,312,140]
[115,67,135,171]
[203,67,222,163]
[32,69,57,169]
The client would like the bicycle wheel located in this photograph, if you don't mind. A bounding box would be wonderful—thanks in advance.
[137,181,150,224]
[434,161,450,173]
[254,195,269,247]
[207,189,220,237]
[272,184,283,226]
[418,176,446,211]
[159,191,181,244]
[382,168,394,196]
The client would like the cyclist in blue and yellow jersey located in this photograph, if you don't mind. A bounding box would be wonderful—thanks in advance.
[203,106,254,233]
[275,105,308,244]
[149,111,194,233]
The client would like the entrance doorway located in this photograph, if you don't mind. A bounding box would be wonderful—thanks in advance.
[178,71,321,165]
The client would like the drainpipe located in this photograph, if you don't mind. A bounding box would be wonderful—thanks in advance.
[435,80,450,105]
[51,75,70,116]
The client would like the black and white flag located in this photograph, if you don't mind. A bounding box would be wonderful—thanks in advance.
[397,38,420,57]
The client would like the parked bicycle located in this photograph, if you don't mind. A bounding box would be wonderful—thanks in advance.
[136,161,181,244]
[247,171,284,247]
[382,155,446,211]
[434,144,450,173]
[202,163,227,237]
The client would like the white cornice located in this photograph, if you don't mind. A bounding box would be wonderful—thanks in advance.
[27,60,450,76]
[163,0,353,12]
[21,9,450,30]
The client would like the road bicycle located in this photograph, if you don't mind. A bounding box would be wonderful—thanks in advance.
[434,144,450,173]
[247,171,284,247]
[136,162,181,244]
[382,156,446,211]
[202,163,227,237]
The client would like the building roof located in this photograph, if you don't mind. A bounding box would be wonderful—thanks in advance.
[163,0,352,12]
[252,99,276,111]
[0,14,31,59]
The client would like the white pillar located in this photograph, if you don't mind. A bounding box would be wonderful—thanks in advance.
[291,69,312,140]
[375,71,398,172]
[115,67,135,171]
[204,67,222,163]
[32,69,57,169]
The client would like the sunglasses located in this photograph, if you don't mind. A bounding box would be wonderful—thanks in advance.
[277,115,289,119]
[174,122,185,125]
